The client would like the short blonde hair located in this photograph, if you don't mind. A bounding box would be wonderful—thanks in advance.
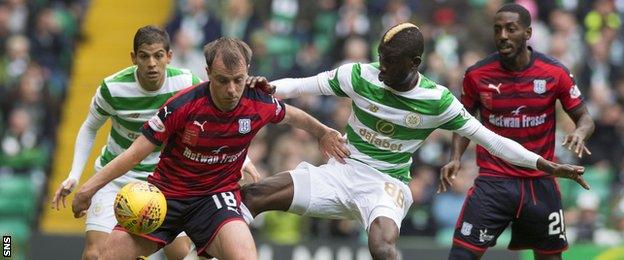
[383,23,419,43]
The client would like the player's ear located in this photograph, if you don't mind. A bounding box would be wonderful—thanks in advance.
[131,52,137,65]
[412,56,422,69]
[166,50,173,63]
[525,26,532,41]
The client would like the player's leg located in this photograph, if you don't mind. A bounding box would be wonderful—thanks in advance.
[508,177,567,259]
[448,245,482,260]
[82,231,107,260]
[533,252,562,260]
[187,190,256,259]
[163,235,192,260]
[82,182,119,259]
[368,216,400,260]
[99,229,159,260]
[361,176,413,260]
[241,171,294,216]
[449,176,518,259]
[204,220,256,259]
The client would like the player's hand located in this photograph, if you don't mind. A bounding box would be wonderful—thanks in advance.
[319,128,350,164]
[562,133,591,159]
[550,163,590,190]
[51,177,78,210]
[437,160,461,193]
[71,188,93,218]
[242,162,261,183]
[246,76,275,94]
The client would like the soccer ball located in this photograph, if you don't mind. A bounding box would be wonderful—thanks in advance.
[114,181,167,234]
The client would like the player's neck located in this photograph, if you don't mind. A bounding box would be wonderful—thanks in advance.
[502,47,532,71]
[390,71,420,92]
[209,92,238,112]
[138,75,165,92]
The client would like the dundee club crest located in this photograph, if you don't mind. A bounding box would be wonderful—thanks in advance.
[238,118,251,134]
[533,79,547,94]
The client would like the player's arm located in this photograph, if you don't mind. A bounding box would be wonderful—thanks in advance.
[246,64,354,99]
[72,135,157,218]
[280,104,350,163]
[246,74,334,98]
[52,110,108,209]
[438,107,477,193]
[454,117,589,189]
[562,105,595,158]
[557,69,595,158]
[241,156,261,184]
[439,72,479,192]
[52,89,113,210]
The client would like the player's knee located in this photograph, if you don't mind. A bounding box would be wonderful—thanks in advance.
[82,247,100,260]
[236,244,257,260]
[163,245,190,260]
[368,235,398,260]
[222,241,256,260]
[448,245,480,260]
[369,241,397,260]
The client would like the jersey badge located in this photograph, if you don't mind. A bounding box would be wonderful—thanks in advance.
[533,79,547,94]
[182,125,199,145]
[405,113,421,128]
[461,222,473,236]
[148,115,165,133]
[569,85,581,99]
[238,118,251,134]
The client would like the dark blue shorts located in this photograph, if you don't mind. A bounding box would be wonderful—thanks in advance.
[453,175,568,254]
[115,189,245,257]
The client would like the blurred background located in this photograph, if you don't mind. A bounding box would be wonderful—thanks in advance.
[0,0,623,259]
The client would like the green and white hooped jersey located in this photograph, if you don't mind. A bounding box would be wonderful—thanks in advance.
[320,62,471,183]
[91,66,201,181]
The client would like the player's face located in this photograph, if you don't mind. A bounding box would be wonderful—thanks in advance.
[131,43,172,90]
[494,12,531,59]
[207,56,247,111]
[377,52,412,87]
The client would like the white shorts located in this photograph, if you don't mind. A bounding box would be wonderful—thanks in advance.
[85,166,187,238]
[288,158,413,231]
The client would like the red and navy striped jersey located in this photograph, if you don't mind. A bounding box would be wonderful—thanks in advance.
[142,82,286,197]
[462,49,584,178]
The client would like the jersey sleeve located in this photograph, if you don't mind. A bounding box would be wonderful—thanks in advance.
[556,69,584,111]
[269,96,286,123]
[317,63,355,98]
[141,100,186,146]
[436,88,475,131]
[93,82,117,116]
[460,71,480,111]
